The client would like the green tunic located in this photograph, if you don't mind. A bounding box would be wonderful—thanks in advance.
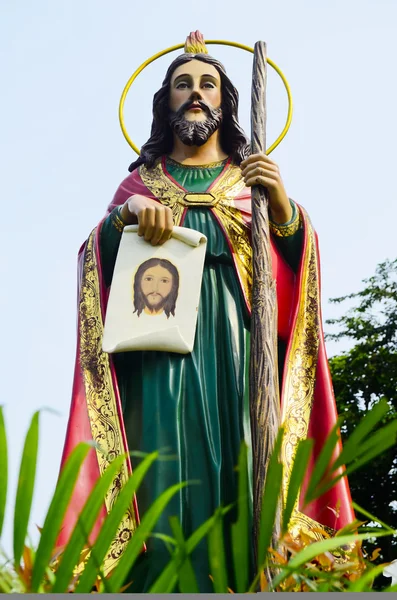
[100,160,302,592]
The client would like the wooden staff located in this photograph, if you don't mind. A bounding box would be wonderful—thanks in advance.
[249,41,281,579]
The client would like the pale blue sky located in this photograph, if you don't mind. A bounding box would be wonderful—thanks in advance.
[1,0,396,554]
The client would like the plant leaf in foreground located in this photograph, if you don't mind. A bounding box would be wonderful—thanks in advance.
[52,453,128,592]
[0,407,8,539]
[13,411,40,568]
[75,451,159,593]
[31,442,92,591]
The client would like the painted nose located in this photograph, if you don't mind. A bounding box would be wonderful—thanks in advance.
[190,89,202,101]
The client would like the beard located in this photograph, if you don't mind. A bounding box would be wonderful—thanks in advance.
[169,100,223,147]
[144,293,167,313]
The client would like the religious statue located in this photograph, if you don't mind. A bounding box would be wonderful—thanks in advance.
[57,32,354,592]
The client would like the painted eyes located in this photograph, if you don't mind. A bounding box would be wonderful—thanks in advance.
[175,82,215,90]
[143,276,170,284]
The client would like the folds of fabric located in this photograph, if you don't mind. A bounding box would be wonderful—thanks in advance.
[58,158,354,578]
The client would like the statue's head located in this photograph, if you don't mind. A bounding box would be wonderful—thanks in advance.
[129,32,250,171]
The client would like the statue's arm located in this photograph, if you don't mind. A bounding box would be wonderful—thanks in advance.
[99,195,175,287]
[270,199,303,273]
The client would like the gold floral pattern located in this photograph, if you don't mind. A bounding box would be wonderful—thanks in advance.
[79,230,137,574]
[214,203,253,307]
[280,207,321,530]
[110,207,127,232]
[270,208,301,237]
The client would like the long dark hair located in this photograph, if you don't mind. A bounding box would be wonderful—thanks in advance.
[133,258,180,318]
[128,53,250,171]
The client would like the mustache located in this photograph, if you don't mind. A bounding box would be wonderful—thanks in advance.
[168,101,223,147]
[173,99,213,119]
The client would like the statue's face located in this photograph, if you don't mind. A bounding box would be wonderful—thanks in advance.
[169,59,221,123]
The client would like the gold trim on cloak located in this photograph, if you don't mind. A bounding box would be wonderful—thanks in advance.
[79,230,138,574]
[279,207,333,542]
[139,159,252,305]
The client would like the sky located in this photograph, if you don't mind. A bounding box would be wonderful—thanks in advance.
[1,0,397,555]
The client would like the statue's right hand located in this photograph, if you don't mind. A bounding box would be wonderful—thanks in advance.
[121,194,174,246]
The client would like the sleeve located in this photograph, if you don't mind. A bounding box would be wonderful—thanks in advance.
[99,207,126,287]
[269,200,303,273]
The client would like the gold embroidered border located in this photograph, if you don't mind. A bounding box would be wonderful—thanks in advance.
[110,207,127,232]
[288,511,356,564]
[166,157,227,169]
[139,159,251,302]
[279,207,321,525]
[139,159,246,213]
[213,202,252,307]
[270,207,301,237]
[139,162,185,224]
[79,230,137,574]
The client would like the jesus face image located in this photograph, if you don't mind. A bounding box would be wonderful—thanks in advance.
[141,265,173,314]
[133,258,180,318]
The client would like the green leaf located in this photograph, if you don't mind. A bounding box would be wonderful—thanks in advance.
[343,419,397,467]
[107,481,188,593]
[150,532,177,552]
[348,562,389,592]
[334,518,368,537]
[0,570,13,594]
[169,516,199,594]
[382,582,397,592]
[313,425,397,500]
[231,442,249,593]
[74,451,159,593]
[282,439,313,535]
[257,427,284,570]
[208,507,228,593]
[352,502,395,533]
[332,398,390,471]
[149,505,233,593]
[0,407,8,538]
[52,453,129,593]
[31,442,92,592]
[303,421,340,505]
[13,411,40,567]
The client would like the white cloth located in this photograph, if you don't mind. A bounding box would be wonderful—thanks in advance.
[102,225,207,354]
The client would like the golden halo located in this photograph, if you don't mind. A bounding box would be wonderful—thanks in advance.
[119,40,293,156]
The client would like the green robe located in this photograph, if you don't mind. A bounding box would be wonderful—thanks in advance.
[100,160,302,592]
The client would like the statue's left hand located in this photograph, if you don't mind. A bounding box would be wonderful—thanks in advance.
[241,153,292,224]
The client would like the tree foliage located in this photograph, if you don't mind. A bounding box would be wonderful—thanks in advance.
[327,258,397,565]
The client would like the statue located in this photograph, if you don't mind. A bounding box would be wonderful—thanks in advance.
[57,32,354,592]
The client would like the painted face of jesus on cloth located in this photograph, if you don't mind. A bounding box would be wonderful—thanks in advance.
[133,258,180,318]
[140,265,174,314]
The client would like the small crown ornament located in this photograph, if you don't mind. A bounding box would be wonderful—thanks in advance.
[184,30,208,55]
